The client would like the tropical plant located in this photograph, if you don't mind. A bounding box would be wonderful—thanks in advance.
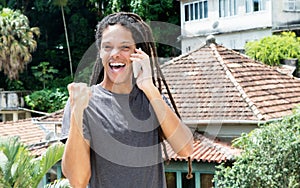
[0,136,64,188]
[214,105,300,187]
[0,8,40,80]
[25,87,68,113]
[245,31,300,66]
[44,178,70,188]
[31,62,59,89]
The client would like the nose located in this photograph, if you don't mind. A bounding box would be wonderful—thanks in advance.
[111,48,120,58]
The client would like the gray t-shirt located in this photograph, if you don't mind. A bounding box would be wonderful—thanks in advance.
[62,85,166,188]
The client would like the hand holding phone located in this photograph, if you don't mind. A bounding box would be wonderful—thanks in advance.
[132,61,142,78]
[132,48,142,78]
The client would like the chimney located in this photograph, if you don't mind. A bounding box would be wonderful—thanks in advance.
[281,58,299,77]
[206,34,216,45]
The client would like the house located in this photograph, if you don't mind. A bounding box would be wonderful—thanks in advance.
[1,37,300,187]
[160,35,300,187]
[180,0,300,53]
[0,110,64,187]
[0,102,238,188]
[0,90,32,122]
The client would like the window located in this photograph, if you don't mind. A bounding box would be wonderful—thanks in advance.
[219,0,237,17]
[165,172,177,188]
[283,0,300,11]
[185,4,189,21]
[182,173,196,188]
[201,174,214,188]
[184,1,208,22]
[245,0,266,12]
[165,171,215,188]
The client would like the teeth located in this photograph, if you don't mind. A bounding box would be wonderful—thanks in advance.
[110,63,125,67]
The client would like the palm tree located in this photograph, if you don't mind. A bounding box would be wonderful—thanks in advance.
[0,136,65,188]
[0,8,40,80]
[52,0,73,79]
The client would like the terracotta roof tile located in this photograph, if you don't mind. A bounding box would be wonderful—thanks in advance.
[0,119,44,145]
[161,41,300,121]
[163,132,240,163]
[0,110,63,156]
[37,109,64,123]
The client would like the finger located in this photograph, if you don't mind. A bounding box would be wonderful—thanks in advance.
[130,53,146,58]
[67,83,75,97]
[130,57,143,62]
[134,48,147,55]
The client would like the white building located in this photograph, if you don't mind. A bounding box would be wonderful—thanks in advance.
[180,0,300,53]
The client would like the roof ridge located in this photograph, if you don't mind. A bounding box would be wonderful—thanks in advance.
[161,41,207,69]
[210,43,265,120]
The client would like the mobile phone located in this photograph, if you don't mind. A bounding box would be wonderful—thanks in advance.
[132,61,142,78]
[132,48,142,78]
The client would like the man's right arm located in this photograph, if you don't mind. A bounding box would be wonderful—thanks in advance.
[62,83,92,188]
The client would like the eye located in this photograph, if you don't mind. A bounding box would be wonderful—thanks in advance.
[121,46,130,51]
[102,45,112,51]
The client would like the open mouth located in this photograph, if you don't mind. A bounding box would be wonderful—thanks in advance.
[109,62,126,71]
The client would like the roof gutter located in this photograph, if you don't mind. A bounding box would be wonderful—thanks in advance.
[31,118,62,125]
[18,107,50,116]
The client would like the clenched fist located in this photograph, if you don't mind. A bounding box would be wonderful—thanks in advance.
[68,82,92,112]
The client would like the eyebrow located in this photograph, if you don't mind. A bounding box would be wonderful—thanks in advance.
[101,41,134,45]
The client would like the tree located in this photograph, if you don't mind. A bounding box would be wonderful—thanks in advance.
[0,8,40,80]
[52,0,73,78]
[214,105,300,187]
[31,62,59,89]
[245,31,300,66]
[0,136,65,188]
[90,0,181,58]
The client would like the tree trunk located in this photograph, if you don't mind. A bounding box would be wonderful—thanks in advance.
[61,5,73,78]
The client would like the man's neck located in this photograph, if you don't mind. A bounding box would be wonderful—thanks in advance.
[99,81,133,94]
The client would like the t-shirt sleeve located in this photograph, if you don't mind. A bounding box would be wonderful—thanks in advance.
[61,99,71,143]
[60,98,91,143]
[82,111,91,141]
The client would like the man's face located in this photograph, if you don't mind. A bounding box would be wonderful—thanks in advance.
[100,24,136,87]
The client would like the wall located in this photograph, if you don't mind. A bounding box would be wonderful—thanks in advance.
[180,0,273,51]
[272,0,300,32]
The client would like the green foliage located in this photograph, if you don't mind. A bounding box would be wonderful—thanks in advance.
[0,8,40,79]
[1,0,180,90]
[245,31,300,66]
[25,88,68,113]
[214,105,300,187]
[31,62,59,89]
[0,137,64,188]
[52,0,68,7]
[93,0,181,58]
[32,143,65,188]
[51,76,72,89]
[44,179,70,188]
[5,79,25,91]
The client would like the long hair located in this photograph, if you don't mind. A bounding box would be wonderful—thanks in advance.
[89,12,192,178]
[89,12,180,118]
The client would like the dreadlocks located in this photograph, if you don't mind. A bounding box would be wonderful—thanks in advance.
[89,12,192,178]
[90,12,157,87]
[90,12,180,116]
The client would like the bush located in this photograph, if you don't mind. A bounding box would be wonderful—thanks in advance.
[25,87,68,113]
[245,32,300,66]
[214,106,300,187]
